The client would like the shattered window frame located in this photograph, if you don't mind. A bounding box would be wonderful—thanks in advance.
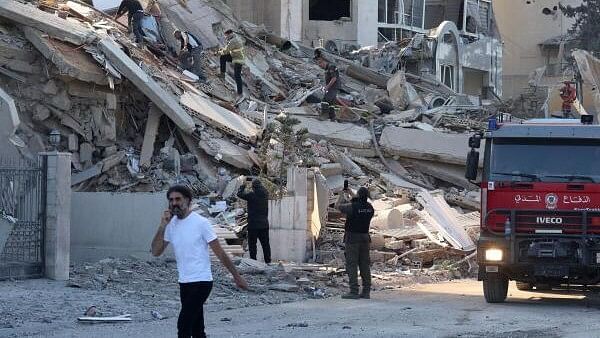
[441,64,455,90]
[463,0,491,36]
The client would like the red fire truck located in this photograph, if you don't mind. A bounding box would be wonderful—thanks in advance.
[465,115,600,303]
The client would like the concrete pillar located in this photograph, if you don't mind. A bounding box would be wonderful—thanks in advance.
[40,151,71,280]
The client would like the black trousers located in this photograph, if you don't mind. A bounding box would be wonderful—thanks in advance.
[248,228,271,263]
[219,54,243,95]
[344,233,371,294]
[131,11,145,43]
[178,281,213,338]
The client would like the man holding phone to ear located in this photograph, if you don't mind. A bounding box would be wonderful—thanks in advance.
[151,185,248,338]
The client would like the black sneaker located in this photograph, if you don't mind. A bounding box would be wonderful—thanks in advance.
[341,292,360,299]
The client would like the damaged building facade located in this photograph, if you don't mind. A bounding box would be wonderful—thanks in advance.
[226,0,502,97]
[493,0,598,116]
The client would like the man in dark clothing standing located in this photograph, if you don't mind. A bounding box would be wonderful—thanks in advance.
[315,55,339,121]
[173,30,206,81]
[115,0,145,43]
[237,178,271,263]
[337,186,374,299]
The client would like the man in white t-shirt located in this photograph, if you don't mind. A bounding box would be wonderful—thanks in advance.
[151,185,248,338]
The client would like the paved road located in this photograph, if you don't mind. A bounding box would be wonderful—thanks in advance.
[46,279,600,337]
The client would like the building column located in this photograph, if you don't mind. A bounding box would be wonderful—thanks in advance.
[40,151,71,280]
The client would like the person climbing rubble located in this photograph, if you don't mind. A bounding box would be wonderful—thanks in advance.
[237,178,271,264]
[173,30,206,82]
[336,183,374,299]
[218,29,245,100]
[114,0,145,44]
[315,49,339,121]
[151,185,248,338]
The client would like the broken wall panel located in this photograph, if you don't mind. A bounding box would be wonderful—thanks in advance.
[293,116,372,149]
[180,91,260,143]
[0,0,96,45]
[97,38,196,134]
[22,27,109,86]
[379,126,482,166]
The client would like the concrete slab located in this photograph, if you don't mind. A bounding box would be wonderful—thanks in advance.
[180,91,260,143]
[409,159,474,190]
[160,0,238,49]
[22,27,109,86]
[294,116,372,149]
[380,127,476,166]
[0,0,96,45]
[416,190,476,251]
[198,138,253,170]
[97,37,196,134]
[139,106,162,168]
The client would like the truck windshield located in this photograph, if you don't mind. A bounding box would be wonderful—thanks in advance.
[489,138,600,183]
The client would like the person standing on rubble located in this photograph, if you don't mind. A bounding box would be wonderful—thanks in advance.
[336,185,374,299]
[114,0,145,44]
[218,29,245,100]
[151,185,248,338]
[315,50,339,121]
[173,30,206,82]
[237,178,271,264]
[560,80,577,118]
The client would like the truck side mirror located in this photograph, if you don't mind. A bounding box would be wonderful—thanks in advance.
[468,134,481,149]
[465,150,479,181]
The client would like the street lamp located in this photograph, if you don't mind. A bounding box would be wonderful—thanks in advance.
[48,129,61,151]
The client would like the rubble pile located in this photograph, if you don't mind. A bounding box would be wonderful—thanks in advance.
[0,0,497,273]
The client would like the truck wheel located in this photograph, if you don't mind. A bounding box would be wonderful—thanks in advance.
[483,275,509,303]
[515,281,533,291]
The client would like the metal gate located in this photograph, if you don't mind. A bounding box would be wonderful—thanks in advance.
[0,157,46,279]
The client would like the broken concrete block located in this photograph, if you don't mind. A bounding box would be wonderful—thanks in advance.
[410,159,475,190]
[380,127,483,166]
[0,56,40,74]
[370,234,385,251]
[101,151,126,173]
[384,239,406,251]
[319,163,343,177]
[79,142,94,164]
[98,37,196,134]
[103,145,117,157]
[329,149,364,177]
[50,90,72,111]
[106,93,117,110]
[68,134,78,152]
[0,0,97,45]
[71,163,102,185]
[91,106,116,146]
[180,91,260,142]
[68,80,110,99]
[42,80,58,95]
[22,27,108,85]
[294,116,372,149]
[199,138,253,170]
[33,104,51,121]
[139,106,162,168]
[369,250,386,263]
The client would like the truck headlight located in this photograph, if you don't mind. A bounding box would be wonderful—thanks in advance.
[485,248,503,261]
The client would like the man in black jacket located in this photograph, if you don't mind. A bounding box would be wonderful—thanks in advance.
[337,186,374,299]
[237,178,271,263]
[115,0,145,43]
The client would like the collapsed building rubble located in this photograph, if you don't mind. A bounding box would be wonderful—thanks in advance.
[0,0,504,281]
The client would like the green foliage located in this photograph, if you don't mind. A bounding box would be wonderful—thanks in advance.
[560,0,600,53]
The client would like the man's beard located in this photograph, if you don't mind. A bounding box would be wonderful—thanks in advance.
[171,205,186,218]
